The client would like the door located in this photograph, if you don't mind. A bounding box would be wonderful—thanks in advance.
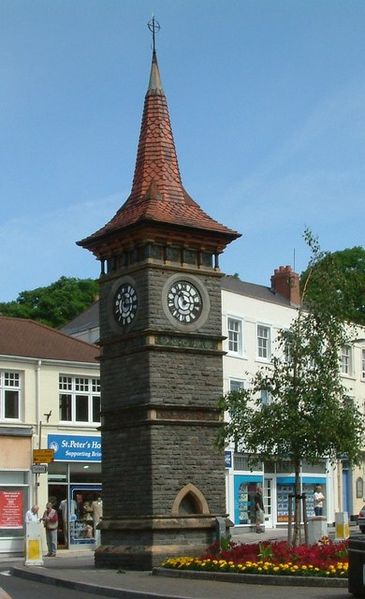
[264,478,273,528]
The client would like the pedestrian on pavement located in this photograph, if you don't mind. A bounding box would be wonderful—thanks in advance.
[25,505,39,523]
[42,502,58,556]
[254,486,265,533]
[313,485,325,516]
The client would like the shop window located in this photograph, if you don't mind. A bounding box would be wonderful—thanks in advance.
[0,471,28,484]
[59,375,100,425]
[356,477,364,499]
[0,482,29,540]
[235,479,262,525]
[234,455,250,471]
[276,460,295,473]
[70,463,101,483]
[47,462,67,482]
[0,371,21,421]
[301,461,327,474]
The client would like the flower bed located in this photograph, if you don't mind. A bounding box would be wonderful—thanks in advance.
[161,538,348,578]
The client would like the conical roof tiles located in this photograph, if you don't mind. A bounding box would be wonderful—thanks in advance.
[78,52,239,250]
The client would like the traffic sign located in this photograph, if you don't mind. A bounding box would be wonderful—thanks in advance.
[31,464,48,474]
[32,449,54,463]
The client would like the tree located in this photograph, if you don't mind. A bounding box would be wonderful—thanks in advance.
[0,277,98,328]
[301,246,365,326]
[217,230,365,545]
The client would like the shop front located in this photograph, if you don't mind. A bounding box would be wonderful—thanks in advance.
[228,454,330,528]
[47,433,102,549]
[234,474,263,527]
[0,428,32,554]
[276,476,327,522]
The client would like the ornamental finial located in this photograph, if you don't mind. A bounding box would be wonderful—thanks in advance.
[147,15,160,54]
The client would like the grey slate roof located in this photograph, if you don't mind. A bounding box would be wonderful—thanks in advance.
[60,301,100,336]
[222,275,292,307]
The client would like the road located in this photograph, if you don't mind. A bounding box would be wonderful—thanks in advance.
[0,570,114,599]
[0,566,353,599]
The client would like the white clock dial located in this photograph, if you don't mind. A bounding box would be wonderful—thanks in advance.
[167,280,202,324]
[113,283,138,326]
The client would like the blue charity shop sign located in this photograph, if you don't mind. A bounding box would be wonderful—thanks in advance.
[47,434,102,462]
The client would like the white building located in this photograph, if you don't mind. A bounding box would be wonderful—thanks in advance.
[0,316,101,554]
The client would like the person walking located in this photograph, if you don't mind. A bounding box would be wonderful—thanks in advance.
[42,502,58,557]
[255,486,265,533]
[25,505,39,523]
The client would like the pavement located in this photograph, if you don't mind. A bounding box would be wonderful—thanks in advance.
[0,527,351,599]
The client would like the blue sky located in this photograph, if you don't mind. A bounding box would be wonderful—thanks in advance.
[1,0,364,302]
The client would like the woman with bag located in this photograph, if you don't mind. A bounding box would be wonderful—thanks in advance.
[255,486,265,533]
[42,502,58,557]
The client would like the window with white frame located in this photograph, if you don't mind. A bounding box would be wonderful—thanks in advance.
[229,379,245,392]
[0,371,21,420]
[59,376,100,424]
[260,389,272,406]
[341,346,352,376]
[257,324,271,360]
[227,317,243,355]
[362,349,365,380]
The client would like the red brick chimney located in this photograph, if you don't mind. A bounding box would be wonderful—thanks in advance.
[271,265,301,306]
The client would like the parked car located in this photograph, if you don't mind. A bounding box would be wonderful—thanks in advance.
[358,506,365,533]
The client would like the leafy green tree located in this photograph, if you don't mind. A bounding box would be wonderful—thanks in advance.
[217,231,365,545]
[301,246,365,326]
[0,277,98,328]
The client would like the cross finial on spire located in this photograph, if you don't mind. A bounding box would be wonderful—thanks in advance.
[147,16,160,54]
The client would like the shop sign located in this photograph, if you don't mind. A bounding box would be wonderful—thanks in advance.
[0,490,23,529]
[33,449,54,463]
[48,434,102,462]
[224,451,232,468]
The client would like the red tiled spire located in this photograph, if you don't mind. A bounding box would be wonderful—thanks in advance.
[125,50,186,209]
[78,51,239,253]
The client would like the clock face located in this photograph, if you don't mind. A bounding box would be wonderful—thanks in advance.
[167,280,202,324]
[113,283,138,326]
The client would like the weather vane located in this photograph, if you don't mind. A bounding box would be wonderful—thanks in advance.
[147,16,160,53]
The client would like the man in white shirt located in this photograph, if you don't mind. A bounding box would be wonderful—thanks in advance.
[313,485,325,516]
[25,505,39,523]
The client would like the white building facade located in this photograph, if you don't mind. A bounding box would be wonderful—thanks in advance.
[0,317,101,554]
[221,270,365,529]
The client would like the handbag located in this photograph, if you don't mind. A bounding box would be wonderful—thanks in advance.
[258,508,265,524]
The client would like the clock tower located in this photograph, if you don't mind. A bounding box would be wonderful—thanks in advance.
[78,25,240,569]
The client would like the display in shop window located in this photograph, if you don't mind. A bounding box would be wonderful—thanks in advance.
[69,489,103,545]
[276,484,293,523]
[237,483,257,525]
